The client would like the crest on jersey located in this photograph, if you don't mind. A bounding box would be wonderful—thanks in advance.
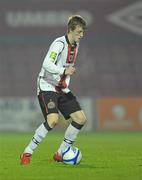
[66,45,76,63]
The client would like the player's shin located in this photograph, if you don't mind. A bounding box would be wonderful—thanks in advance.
[24,121,52,154]
[58,121,84,154]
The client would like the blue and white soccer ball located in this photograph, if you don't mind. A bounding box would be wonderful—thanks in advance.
[61,146,82,165]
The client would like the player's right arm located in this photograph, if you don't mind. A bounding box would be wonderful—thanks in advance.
[42,41,65,75]
[42,40,76,76]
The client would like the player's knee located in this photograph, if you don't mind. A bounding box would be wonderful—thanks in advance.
[48,118,59,128]
[78,115,87,125]
[71,112,87,125]
[47,113,59,128]
[52,118,59,126]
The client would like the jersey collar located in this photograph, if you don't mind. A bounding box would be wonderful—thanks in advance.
[65,35,77,47]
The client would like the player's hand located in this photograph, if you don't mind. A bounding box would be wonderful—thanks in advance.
[64,65,76,75]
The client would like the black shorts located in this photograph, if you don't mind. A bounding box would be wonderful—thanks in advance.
[38,91,82,120]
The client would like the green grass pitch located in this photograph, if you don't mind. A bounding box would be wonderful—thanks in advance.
[0,132,142,180]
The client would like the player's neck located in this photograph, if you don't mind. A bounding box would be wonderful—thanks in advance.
[67,33,75,45]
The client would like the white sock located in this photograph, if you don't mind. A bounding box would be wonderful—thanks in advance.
[58,124,80,154]
[24,123,48,154]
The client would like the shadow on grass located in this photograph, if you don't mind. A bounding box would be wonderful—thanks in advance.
[34,158,109,169]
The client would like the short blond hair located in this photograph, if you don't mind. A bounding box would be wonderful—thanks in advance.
[67,15,87,32]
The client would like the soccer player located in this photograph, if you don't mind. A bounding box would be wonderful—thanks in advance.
[20,15,87,165]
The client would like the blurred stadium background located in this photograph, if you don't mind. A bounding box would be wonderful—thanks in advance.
[0,0,142,132]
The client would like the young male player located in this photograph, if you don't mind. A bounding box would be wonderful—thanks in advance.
[20,15,87,165]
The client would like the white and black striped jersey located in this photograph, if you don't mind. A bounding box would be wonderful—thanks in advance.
[37,35,79,94]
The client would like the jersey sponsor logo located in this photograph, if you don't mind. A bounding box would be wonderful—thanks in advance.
[50,52,57,61]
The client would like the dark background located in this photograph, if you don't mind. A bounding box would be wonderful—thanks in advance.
[0,0,141,98]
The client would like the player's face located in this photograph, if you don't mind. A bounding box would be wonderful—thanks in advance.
[71,25,85,43]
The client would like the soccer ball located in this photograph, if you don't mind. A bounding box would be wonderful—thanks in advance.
[61,146,82,165]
